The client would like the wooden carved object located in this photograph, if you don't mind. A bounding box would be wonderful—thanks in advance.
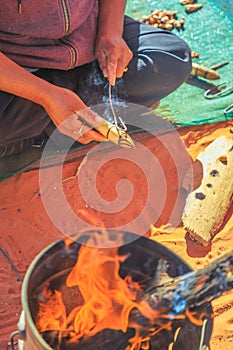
[190,63,220,80]
[182,135,233,246]
[185,3,203,13]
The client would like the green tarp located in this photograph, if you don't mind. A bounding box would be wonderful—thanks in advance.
[126,0,233,125]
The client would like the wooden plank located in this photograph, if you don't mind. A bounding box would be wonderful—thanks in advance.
[182,135,233,246]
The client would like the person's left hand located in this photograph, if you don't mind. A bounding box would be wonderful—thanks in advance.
[95,33,133,86]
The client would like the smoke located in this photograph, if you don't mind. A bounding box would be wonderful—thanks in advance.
[90,63,128,125]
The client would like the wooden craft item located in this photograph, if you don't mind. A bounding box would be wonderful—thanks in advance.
[190,63,220,80]
[182,135,233,246]
[185,3,203,13]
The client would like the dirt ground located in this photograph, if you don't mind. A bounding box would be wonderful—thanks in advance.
[0,120,232,349]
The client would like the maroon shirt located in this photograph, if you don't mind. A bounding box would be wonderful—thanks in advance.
[0,0,99,70]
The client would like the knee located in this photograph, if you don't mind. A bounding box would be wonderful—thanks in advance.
[124,47,192,107]
[123,19,192,106]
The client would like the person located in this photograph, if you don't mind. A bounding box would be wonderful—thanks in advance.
[0,0,192,159]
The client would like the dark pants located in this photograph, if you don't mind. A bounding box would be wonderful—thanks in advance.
[0,16,192,157]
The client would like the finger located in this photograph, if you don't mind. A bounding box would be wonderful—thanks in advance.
[96,50,108,78]
[74,132,102,145]
[105,53,118,86]
[97,46,117,84]
[116,49,133,78]
[60,125,107,144]
[80,125,108,142]
[77,108,107,129]
[62,111,101,133]
[58,112,107,142]
[116,60,127,79]
[107,64,117,86]
[71,121,108,142]
[61,113,82,131]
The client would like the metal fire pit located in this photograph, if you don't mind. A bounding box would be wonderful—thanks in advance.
[13,230,213,350]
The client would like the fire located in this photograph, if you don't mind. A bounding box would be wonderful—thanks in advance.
[66,245,140,336]
[36,243,159,339]
[35,232,208,349]
[36,284,66,333]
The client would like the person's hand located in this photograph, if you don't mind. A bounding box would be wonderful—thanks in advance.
[95,33,133,86]
[41,84,107,144]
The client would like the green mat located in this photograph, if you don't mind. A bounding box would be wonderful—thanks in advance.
[126,0,233,125]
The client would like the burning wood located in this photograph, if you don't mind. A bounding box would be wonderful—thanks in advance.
[34,233,233,350]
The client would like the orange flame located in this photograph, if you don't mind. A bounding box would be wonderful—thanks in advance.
[36,283,66,333]
[36,233,208,349]
[65,243,161,338]
[36,235,160,345]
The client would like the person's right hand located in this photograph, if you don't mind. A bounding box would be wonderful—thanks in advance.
[95,33,133,86]
[41,84,107,144]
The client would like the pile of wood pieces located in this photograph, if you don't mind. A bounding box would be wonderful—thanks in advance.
[140,9,185,31]
[179,0,203,14]
[140,0,204,32]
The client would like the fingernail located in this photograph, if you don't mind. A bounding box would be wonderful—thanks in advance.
[110,77,116,86]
